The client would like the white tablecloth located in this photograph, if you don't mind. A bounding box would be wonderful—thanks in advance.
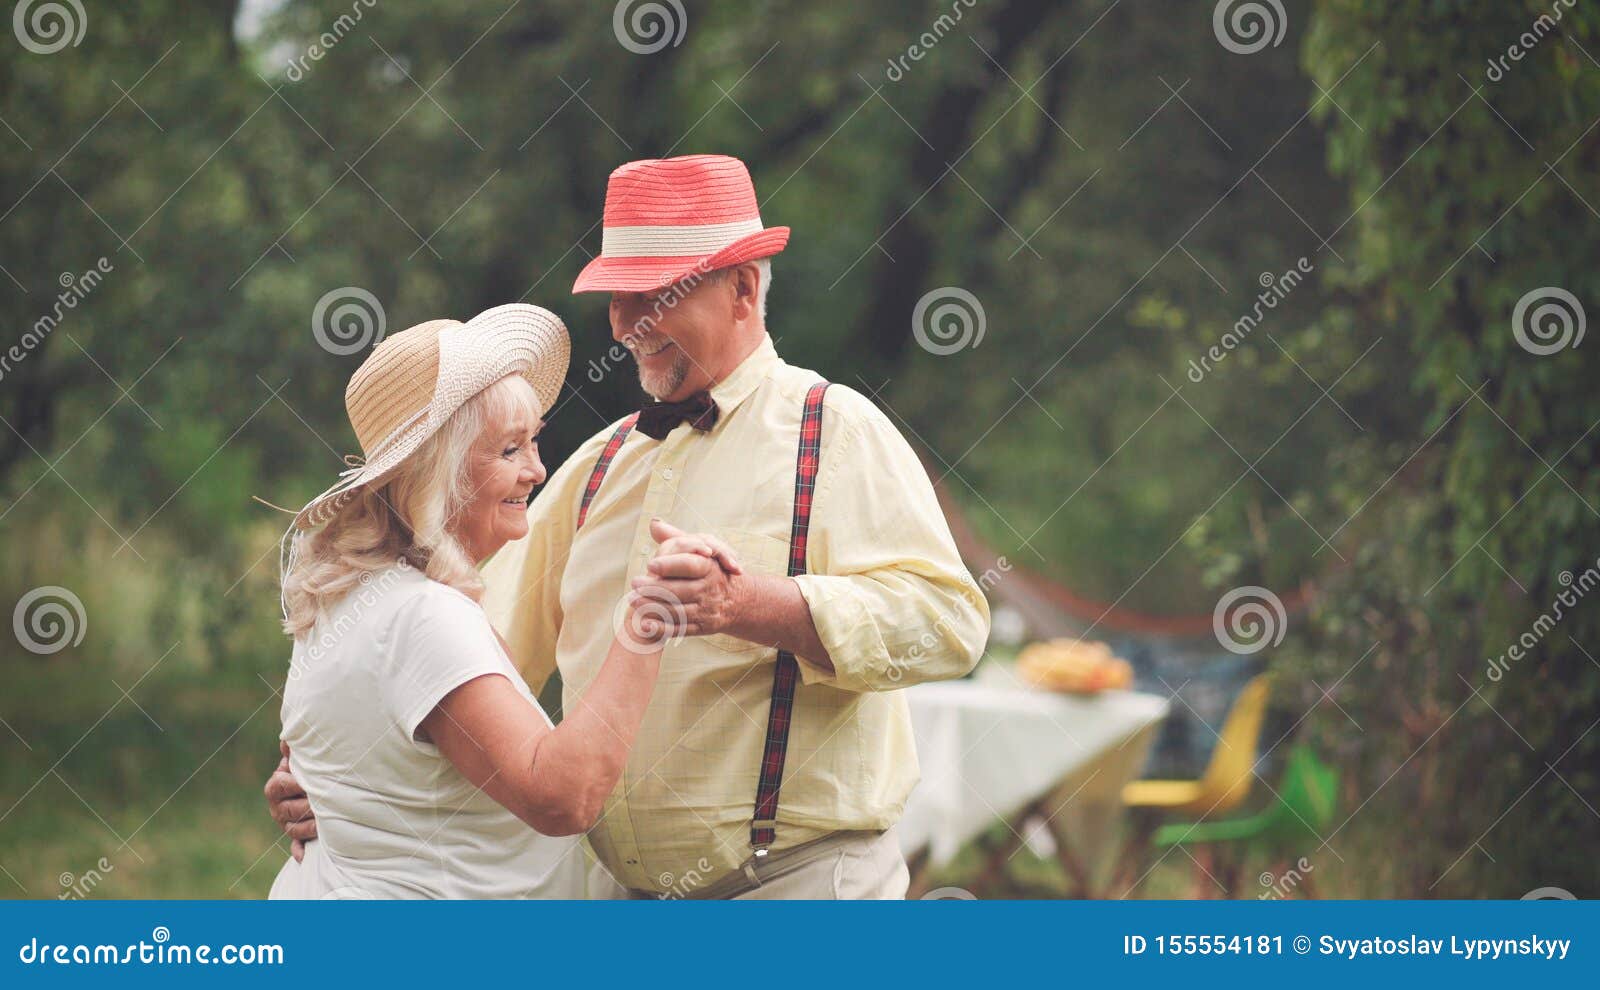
[899,673,1170,867]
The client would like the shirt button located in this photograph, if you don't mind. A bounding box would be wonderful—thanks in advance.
[661,467,674,480]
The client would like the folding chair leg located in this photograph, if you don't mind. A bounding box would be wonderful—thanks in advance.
[1216,848,1243,898]
[1190,845,1218,899]
[1111,811,1158,896]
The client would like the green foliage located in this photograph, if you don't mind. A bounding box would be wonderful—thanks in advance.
[1294,0,1600,894]
[2,0,1596,897]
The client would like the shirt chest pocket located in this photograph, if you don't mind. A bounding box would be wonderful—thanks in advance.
[696,527,791,660]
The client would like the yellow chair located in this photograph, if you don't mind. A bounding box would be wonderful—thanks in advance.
[1122,674,1272,818]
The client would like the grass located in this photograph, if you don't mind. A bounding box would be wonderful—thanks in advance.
[0,515,1390,900]
[2,648,1395,900]
[0,657,288,899]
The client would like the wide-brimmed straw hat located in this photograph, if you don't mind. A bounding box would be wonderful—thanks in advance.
[292,304,570,531]
[571,154,789,294]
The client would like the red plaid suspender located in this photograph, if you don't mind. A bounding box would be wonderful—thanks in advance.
[575,414,638,529]
[571,388,830,855]
[751,380,830,851]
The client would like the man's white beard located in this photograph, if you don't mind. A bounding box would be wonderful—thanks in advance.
[638,348,690,400]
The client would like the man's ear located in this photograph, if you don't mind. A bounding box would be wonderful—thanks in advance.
[729,263,759,321]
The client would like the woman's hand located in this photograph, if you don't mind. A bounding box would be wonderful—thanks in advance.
[629,519,746,639]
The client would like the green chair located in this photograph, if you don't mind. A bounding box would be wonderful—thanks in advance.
[1152,743,1339,897]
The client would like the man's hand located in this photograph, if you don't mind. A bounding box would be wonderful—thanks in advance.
[632,519,745,636]
[635,519,835,670]
[264,740,317,862]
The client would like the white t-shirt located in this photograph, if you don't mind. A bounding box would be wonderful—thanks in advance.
[268,564,585,899]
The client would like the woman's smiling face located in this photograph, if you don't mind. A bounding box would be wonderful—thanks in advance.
[455,375,546,563]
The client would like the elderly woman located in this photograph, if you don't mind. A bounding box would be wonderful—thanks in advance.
[267,304,737,899]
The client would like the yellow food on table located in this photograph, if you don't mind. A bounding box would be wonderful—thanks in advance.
[1016,638,1134,694]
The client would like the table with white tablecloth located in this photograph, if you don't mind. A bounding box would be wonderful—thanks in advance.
[898,671,1170,895]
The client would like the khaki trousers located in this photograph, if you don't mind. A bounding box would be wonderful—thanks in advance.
[587,827,909,900]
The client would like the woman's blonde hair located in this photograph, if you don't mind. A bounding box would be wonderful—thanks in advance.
[281,374,538,636]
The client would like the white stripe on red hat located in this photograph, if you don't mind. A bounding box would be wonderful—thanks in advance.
[601,217,765,258]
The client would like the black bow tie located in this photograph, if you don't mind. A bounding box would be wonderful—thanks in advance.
[636,391,719,441]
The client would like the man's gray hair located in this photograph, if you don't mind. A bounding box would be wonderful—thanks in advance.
[705,258,772,322]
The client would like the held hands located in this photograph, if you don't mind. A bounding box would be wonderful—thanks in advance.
[626,519,745,642]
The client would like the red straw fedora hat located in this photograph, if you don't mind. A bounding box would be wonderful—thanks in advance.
[572,154,789,294]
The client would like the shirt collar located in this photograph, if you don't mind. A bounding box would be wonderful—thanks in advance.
[706,333,779,421]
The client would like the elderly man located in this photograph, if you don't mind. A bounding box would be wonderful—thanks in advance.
[268,154,989,899]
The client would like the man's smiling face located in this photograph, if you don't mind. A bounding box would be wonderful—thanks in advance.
[609,273,732,401]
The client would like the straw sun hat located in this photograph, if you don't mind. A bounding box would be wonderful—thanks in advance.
[292,304,570,531]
